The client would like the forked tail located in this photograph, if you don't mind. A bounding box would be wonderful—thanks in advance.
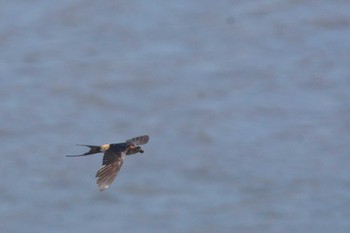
[66,145,102,157]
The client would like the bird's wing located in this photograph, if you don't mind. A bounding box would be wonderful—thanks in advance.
[102,147,121,165]
[96,151,125,191]
[126,135,149,146]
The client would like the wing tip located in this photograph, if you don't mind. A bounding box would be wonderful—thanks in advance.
[98,185,108,191]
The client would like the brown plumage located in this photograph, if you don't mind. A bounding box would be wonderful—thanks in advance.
[67,135,149,191]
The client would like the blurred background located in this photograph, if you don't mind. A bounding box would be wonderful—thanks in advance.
[1,0,350,232]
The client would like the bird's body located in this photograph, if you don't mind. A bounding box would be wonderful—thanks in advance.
[67,135,149,191]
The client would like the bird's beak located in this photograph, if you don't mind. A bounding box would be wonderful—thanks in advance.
[140,149,144,153]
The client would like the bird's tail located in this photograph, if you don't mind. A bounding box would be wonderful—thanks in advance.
[66,145,102,157]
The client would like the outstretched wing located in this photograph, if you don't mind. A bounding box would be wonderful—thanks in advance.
[126,135,149,146]
[96,151,125,191]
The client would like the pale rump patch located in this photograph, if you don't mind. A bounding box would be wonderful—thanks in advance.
[100,144,110,151]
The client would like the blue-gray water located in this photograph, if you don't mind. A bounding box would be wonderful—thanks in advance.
[1,1,350,232]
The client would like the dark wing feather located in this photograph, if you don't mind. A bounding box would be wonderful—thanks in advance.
[102,143,129,165]
[126,135,149,146]
[96,151,125,191]
[102,150,118,166]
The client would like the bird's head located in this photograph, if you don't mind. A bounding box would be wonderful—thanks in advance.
[126,146,144,155]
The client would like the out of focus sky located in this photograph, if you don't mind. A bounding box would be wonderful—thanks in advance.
[1,1,350,233]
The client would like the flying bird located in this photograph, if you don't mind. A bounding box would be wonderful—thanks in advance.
[67,135,149,191]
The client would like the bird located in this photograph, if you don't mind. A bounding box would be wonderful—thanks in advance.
[66,135,149,191]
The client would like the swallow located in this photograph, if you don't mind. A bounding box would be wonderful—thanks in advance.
[66,135,149,191]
